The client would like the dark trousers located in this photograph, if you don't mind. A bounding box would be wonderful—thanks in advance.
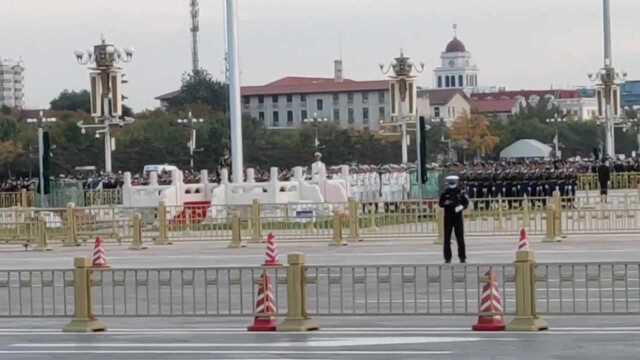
[444,216,466,262]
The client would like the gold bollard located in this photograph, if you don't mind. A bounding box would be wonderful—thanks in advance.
[330,210,347,246]
[434,207,444,245]
[348,198,362,242]
[543,205,560,243]
[251,199,263,243]
[20,189,29,208]
[228,212,246,248]
[506,250,548,332]
[63,257,107,332]
[277,253,319,332]
[129,213,147,250]
[154,201,171,245]
[522,195,531,229]
[496,196,504,232]
[63,203,79,247]
[33,215,52,252]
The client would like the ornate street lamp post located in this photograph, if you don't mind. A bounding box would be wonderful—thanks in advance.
[74,36,135,174]
[380,51,424,164]
[303,112,329,152]
[545,114,567,160]
[588,0,627,159]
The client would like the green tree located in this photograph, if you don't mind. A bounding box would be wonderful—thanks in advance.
[166,70,228,113]
[50,90,92,113]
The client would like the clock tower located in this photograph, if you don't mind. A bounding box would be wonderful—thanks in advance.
[433,25,479,93]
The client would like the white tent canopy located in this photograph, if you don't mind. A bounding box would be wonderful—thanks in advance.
[500,139,552,159]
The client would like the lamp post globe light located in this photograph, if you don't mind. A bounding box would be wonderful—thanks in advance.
[177,112,205,170]
[74,35,135,174]
[26,111,57,207]
[545,113,567,160]
[380,51,425,164]
[303,112,329,151]
[588,0,628,159]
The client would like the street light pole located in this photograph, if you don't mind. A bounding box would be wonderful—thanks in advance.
[74,36,135,174]
[546,114,566,160]
[26,111,57,207]
[304,112,328,152]
[226,0,244,183]
[177,112,205,170]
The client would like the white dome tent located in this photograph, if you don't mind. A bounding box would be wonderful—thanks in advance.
[500,139,552,160]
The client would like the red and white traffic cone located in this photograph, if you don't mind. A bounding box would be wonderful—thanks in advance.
[248,272,277,331]
[472,269,506,331]
[264,233,281,267]
[518,227,530,252]
[91,237,109,268]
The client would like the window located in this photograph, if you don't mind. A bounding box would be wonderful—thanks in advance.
[243,96,250,105]
[438,76,443,88]
[362,92,369,104]
[317,99,323,111]
[362,108,369,124]
[451,76,456,88]
[272,111,280,127]
[378,91,385,104]
[272,95,279,104]
[301,110,308,121]
[434,107,440,118]
[300,94,307,102]
[333,93,339,105]
[378,106,385,121]
[445,77,450,88]
[287,110,294,125]
[258,95,264,104]
[286,94,293,103]
[347,93,354,105]
[458,75,464,88]
[348,108,355,124]
[258,112,265,123]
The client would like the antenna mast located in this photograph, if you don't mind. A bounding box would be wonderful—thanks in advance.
[190,0,200,72]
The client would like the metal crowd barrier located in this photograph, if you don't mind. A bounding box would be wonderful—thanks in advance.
[577,172,640,191]
[0,190,33,208]
[1,258,638,323]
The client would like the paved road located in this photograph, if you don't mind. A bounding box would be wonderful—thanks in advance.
[1,233,639,269]
[0,317,639,360]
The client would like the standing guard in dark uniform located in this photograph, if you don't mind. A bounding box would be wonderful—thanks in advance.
[439,176,470,264]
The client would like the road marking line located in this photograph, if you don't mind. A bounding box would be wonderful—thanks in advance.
[0,350,452,355]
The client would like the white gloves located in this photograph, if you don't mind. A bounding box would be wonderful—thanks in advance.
[455,205,464,213]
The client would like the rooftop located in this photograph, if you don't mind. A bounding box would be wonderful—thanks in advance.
[241,76,390,97]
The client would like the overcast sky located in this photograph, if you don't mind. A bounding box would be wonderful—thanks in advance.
[3,0,639,111]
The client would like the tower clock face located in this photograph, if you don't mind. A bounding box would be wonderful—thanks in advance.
[449,60,455,67]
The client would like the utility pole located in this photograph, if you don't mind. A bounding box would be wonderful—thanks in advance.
[190,0,200,72]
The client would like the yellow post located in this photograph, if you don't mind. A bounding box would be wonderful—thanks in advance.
[277,253,319,332]
[129,213,147,250]
[330,210,346,246]
[522,195,530,229]
[348,198,362,242]
[506,250,548,332]
[434,207,444,245]
[496,195,504,231]
[63,257,107,332]
[228,212,246,248]
[20,189,29,208]
[543,204,559,243]
[154,201,171,245]
[63,203,78,247]
[33,215,51,252]
[251,199,263,243]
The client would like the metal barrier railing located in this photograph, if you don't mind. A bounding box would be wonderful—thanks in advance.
[535,262,640,315]
[91,266,288,317]
[0,269,75,317]
[305,264,516,316]
[0,190,33,208]
[578,172,640,191]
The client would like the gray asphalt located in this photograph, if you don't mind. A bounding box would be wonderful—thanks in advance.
[0,317,639,360]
